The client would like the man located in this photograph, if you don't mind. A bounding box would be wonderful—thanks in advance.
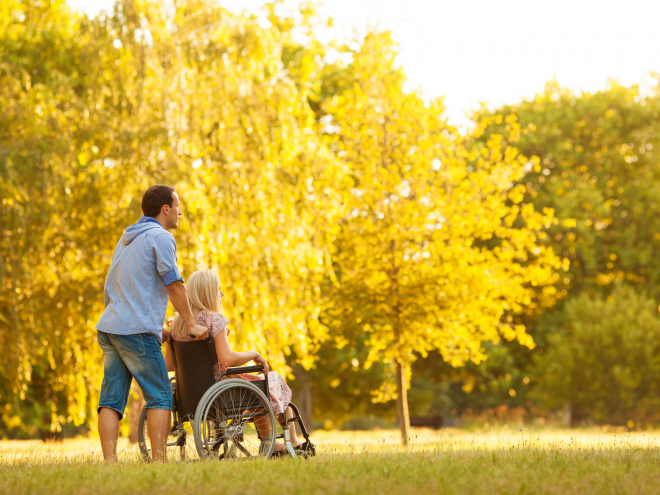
[95,185,208,462]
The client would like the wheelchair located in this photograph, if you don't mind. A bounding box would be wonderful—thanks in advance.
[137,335,315,461]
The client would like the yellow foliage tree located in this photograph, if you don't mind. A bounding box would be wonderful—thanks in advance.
[0,0,130,434]
[0,0,341,434]
[1,0,563,438]
[321,32,564,444]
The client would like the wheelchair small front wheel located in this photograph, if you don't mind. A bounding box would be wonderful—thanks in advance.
[137,406,196,462]
[193,379,277,460]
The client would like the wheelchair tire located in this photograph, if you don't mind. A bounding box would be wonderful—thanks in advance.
[192,378,277,460]
[137,406,196,462]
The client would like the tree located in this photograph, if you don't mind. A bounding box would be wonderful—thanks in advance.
[532,285,660,427]
[0,0,341,435]
[479,80,660,300]
[134,0,341,372]
[0,0,131,436]
[320,31,563,444]
[453,79,660,423]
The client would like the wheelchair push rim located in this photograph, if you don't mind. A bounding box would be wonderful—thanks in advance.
[193,379,277,460]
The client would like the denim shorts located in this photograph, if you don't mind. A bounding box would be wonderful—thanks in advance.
[97,331,172,419]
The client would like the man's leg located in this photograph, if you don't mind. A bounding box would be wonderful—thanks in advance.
[97,331,133,463]
[117,333,173,462]
[98,407,121,462]
[146,409,171,462]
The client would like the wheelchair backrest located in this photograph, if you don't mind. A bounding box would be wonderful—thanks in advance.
[170,336,218,417]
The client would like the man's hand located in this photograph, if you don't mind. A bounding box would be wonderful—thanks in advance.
[166,282,209,340]
[162,328,171,344]
[188,323,209,341]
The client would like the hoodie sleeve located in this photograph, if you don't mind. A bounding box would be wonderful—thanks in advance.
[152,232,184,286]
[104,240,123,306]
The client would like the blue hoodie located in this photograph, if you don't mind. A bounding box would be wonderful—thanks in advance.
[95,217,184,342]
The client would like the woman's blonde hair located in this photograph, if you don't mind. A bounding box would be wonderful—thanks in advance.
[169,269,222,340]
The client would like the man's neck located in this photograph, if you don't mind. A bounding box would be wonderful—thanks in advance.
[150,215,168,230]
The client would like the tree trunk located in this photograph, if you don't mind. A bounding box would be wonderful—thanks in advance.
[128,381,145,443]
[293,365,313,433]
[396,361,411,446]
[562,402,572,428]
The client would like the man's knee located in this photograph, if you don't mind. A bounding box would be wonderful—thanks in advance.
[146,408,171,416]
[98,407,122,421]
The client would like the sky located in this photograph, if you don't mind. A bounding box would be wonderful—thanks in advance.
[66,0,660,126]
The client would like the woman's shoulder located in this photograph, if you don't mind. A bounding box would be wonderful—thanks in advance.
[194,310,212,326]
[195,309,223,320]
[195,310,230,334]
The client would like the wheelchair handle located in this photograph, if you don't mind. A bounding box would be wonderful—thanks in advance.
[224,365,264,375]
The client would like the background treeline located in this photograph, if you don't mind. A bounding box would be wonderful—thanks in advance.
[1,0,659,438]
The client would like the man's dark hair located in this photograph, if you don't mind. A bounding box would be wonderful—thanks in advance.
[142,185,175,217]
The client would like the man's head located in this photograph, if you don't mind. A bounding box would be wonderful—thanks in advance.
[141,185,182,230]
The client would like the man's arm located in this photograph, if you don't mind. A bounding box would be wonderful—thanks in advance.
[166,281,209,340]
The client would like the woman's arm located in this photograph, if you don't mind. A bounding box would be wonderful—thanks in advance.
[214,328,269,374]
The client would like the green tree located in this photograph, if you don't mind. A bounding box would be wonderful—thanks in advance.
[457,79,660,423]
[532,285,660,427]
[480,80,660,299]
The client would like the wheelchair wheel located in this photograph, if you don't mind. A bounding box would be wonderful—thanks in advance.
[137,406,196,462]
[193,379,277,460]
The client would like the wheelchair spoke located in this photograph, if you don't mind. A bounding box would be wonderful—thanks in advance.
[199,381,276,460]
[233,439,252,458]
[239,435,260,451]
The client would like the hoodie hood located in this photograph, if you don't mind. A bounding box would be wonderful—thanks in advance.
[122,217,164,245]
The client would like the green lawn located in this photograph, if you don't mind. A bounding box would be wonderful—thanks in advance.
[2,429,660,494]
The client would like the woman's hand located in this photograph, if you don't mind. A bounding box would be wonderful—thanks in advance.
[253,353,269,375]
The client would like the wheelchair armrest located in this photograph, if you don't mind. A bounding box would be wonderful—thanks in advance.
[223,365,264,376]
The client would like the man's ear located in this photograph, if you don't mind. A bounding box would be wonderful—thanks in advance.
[162,203,170,216]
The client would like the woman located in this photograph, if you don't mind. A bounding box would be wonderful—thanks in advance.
[165,269,302,454]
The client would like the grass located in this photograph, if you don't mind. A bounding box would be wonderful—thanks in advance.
[2,428,660,494]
